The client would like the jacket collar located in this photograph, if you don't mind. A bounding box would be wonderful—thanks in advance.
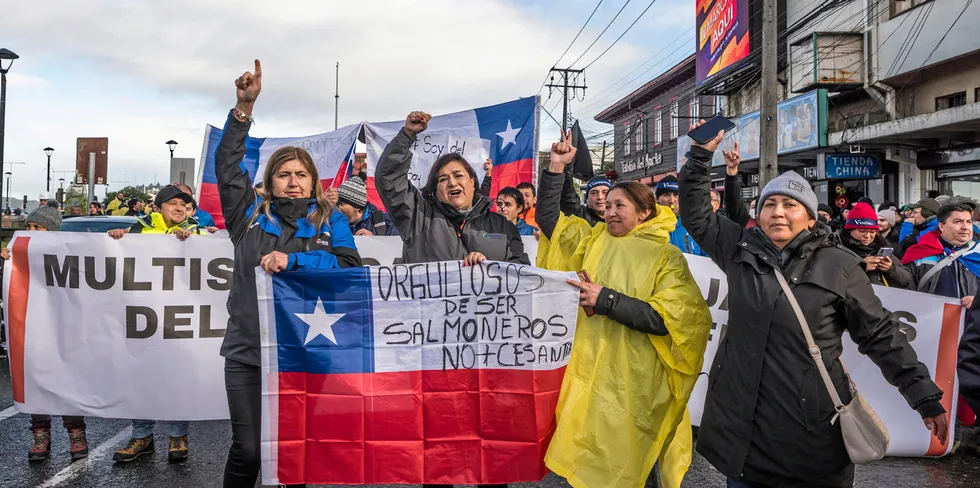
[432,194,492,227]
[245,197,326,238]
[742,222,832,267]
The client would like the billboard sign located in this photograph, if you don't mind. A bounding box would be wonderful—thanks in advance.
[677,90,829,169]
[75,138,108,185]
[696,0,751,85]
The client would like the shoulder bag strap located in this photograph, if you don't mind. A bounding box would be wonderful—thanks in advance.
[772,269,846,419]
[919,245,973,287]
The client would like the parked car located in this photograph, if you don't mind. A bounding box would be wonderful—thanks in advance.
[60,215,137,233]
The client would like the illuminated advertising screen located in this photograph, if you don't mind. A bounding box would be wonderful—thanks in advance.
[696,0,751,85]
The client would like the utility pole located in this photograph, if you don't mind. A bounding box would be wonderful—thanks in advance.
[758,0,779,188]
[545,68,587,133]
[334,62,339,131]
[599,140,607,171]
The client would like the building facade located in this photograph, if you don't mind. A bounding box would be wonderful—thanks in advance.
[594,55,722,186]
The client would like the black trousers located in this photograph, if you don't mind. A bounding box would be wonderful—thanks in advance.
[223,358,262,488]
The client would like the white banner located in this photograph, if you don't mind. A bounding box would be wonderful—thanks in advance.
[3,234,961,457]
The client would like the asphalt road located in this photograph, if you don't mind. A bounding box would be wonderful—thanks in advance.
[1,359,979,488]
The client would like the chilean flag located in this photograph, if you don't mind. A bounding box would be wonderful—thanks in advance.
[257,262,576,486]
[330,141,357,189]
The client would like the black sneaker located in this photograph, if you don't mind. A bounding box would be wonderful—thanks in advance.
[113,436,154,462]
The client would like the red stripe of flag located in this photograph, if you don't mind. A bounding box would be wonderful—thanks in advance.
[9,237,31,403]
[276,367,564,485]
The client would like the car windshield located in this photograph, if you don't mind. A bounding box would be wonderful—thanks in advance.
[60,219,135,233]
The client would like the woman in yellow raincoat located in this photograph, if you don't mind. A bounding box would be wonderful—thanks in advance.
[535,131,712,488]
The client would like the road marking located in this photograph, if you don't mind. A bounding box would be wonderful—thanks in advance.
[37,426,132,488]
[0,406,18,421]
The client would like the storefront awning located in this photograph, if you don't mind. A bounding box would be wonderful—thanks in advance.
[827,103,980,148]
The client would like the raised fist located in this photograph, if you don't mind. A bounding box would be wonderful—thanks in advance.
[404,111,431,138]
[235,59,263,106]
[548,130,577,173]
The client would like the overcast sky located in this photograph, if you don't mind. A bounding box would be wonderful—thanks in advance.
[1,0,694,200]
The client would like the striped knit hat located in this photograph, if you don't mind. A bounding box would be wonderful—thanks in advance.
[337,177,368,210]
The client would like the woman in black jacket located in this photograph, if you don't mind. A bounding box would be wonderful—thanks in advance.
[679,123,948,488]
[217,60,362,488]
[835,202,912,289]
[376,111,529,268]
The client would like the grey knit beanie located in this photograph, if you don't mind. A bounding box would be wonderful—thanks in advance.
[758,171,818,218]
[26,205,63,231]
[336,177,368,210]
[878,208,897,227]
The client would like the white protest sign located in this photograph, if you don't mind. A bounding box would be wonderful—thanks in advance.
[3,233,961,458]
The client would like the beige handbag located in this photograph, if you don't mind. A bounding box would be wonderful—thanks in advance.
[773,269,890,464]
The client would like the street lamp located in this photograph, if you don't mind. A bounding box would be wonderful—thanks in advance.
[166,140,178,162]
[0,48,19,221]
[4,171,11,213]
[44,146,54,192]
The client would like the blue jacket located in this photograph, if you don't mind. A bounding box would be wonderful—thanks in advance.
[194,207,217,227]
[515,219,539,236]
[352,203,399,236]
[669,222,706,256]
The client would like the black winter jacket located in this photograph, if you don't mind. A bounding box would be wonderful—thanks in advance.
[836,230,914,289]
[376,128,529,265]
[557,168,603,226]
[680,145,944,488]
[215,112,362,367]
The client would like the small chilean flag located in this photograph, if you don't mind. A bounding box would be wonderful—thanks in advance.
[330,142,357,189]
[257,262,577,486]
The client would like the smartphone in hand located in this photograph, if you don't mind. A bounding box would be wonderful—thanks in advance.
[877,247,894,258]
[688,115,736,144]
[577,270,597,317]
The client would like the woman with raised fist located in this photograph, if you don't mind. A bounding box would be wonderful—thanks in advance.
[216,60,361,488]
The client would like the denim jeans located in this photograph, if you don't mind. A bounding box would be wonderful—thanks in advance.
[131,419,189,439]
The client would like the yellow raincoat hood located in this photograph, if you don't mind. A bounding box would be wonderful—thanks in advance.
[539,206,711,488]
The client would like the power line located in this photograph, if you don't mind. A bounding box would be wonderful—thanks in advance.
[553,0,605,68]
[581,0,661,70]
[567,0,633,68]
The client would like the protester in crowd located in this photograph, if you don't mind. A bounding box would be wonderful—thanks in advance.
[377,111,526,488]
[858,196,874,207]
[537,130,711,488]
[656,175,705,256]
[879,200,898,213]
[898,198,942,258]
[175,183,218,230]
[378,110,529,266]
[334,176,398,236]
[710,190,722,213]
[878,208,901,250]
[124,199,144,217]
[817,204,834,225]
[517,182,538,228]
[216,60,361,488]
[38,192,50,207]
[478,158,493,197]
[107,185,200,463]
[0,207,89,462]
[960,293,980,422]
[554,169,609,227]
[495,186,538,236]
[106,192,128,216]
[69,206,82,217]
[836,202,912,289]
[679,121,948,488]
[748,197,757,219]
[722,147,753,229]
[109,186,201,238]
[88,201,103,216]
[902,202,980,304]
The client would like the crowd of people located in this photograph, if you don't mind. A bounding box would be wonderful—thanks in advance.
[3,60,978,488]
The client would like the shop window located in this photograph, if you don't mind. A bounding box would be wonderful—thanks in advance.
[633,118,646,153]
[654,111,663,146]
[714,95,728,116]
[623,121,631,156]
[670,101,679,140]
[936,91,967,111]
